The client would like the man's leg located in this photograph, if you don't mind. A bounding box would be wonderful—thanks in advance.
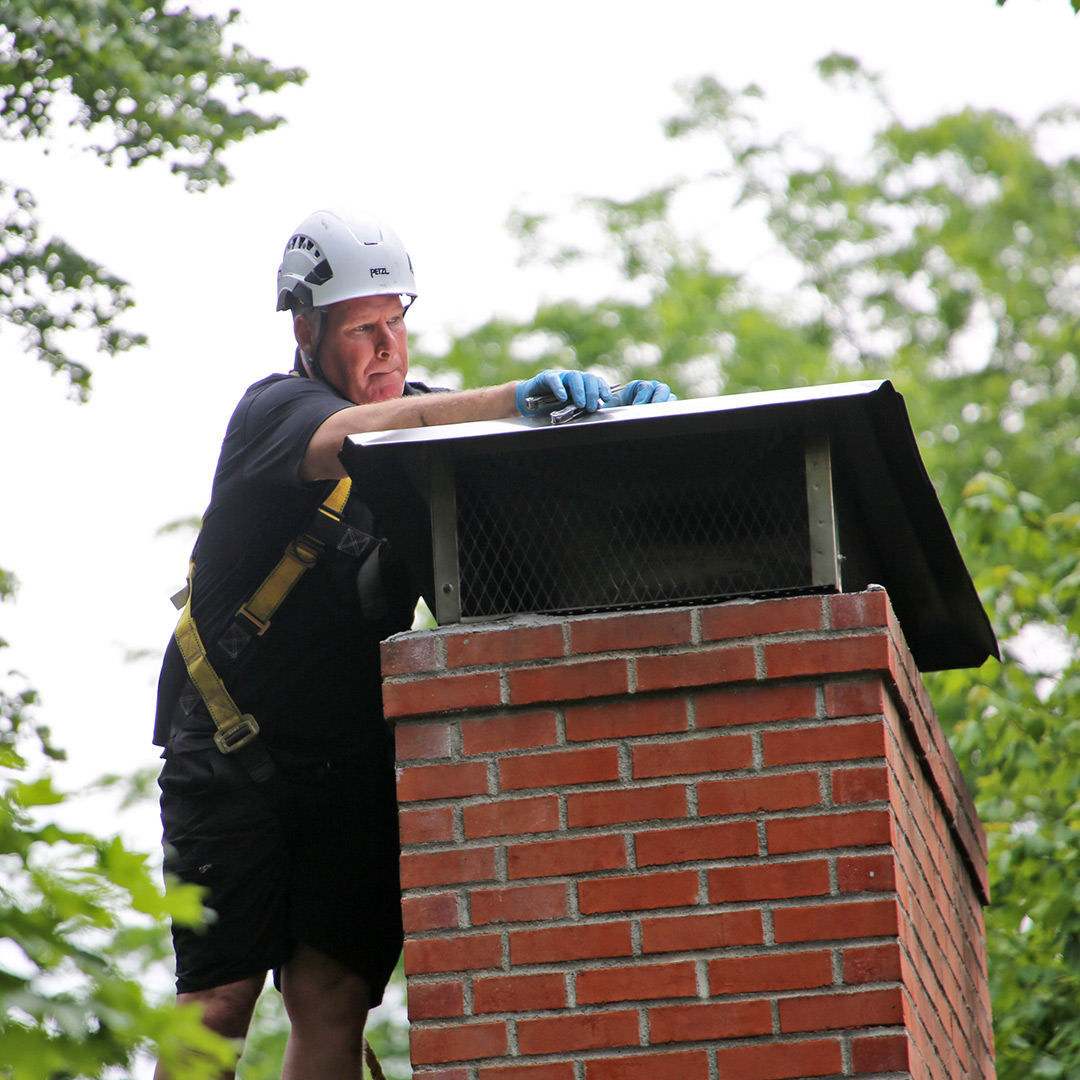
[280,943,371,1080]
[153,974,265,1080]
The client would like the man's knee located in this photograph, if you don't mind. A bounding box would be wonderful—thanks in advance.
[178,975,265,1040]
[281,944,370,1030]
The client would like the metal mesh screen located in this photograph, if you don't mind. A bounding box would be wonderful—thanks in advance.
[454,425,811,619]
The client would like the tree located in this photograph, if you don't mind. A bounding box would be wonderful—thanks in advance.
[938,476,1080,1075]
[411,58,1080,1079]
[0,584,235,1078]
[0,0,304,397]
[1,3,305,1075]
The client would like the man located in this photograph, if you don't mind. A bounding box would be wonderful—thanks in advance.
[154,208,672,1079]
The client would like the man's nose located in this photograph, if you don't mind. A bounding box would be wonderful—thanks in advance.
[374,323,395,354]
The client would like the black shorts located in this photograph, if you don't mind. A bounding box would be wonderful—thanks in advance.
[159,741,403,1004]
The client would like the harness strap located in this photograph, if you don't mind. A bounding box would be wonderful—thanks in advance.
[174,594,273,772]
[171,478,354,781]
[236,478,352,634]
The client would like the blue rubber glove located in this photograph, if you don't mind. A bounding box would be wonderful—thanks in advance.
[608,380,676,406]
[516,369,614,416]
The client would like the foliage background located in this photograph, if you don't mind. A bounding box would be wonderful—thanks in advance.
[3,1,1080,1077]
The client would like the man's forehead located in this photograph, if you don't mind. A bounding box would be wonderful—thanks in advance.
[331,293,406,319]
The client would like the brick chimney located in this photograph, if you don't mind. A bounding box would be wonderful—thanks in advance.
[382,590,994,1080]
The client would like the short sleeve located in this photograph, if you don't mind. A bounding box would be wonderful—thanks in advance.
[232,376,352,488]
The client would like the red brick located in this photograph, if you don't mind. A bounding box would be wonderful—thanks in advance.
[838,853,896,894]
[641,910,764,953]
[832,765,889,805]
[409,1020,507,1065]
[384,670,501,718]
[480,1064,575,1080]
[584,1050,710,1080]
[767,809,891,854]
[632,733,753,778]
[709,858,831,902]
[510,921,633,965]
[696,682,817,727]
[461,710,560,755]
[698,772,821,816]
[825,677,885,718]
[397,760,489,802]
[470,883,569,926]
[570,609,693,653]
[714,1039,843,1080]
[649,998,773,1044]
[508,658,629,705]
[517,1009,639,1054]
[473,972,568,1014]
[709,950,833,995]
[763,721,885,766]
[578,870,699,915]
[773,899,899,943]
[381,634,438,676]
[407,979,464,1019]
[567,785,687,828]
[831,590,890,630]
[400,846,496,889]
[635,646,756,692]
[764,635,890,680]
[702,596,824,640]
[402,892,460,934]
[416,1070,469,1080]
[779,987,904,1032]
[446,624,565,668]
[844,943,903,985]
[499,746,620,791]
[635,820,759,866]
[576,960,697,1004]
[395,721,452,761]
[565,696,689,741]
[851,1034,910,1073]
[464,795,560,839]
[508,833,627,880]
[399,805,455,845]
[404,933,502,976]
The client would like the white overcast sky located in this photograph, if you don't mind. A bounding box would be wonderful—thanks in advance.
[2,0,1079,853]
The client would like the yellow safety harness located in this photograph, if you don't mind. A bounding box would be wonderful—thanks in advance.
[170,478,354,779]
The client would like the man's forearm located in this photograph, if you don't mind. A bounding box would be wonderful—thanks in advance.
[301,383,520,482]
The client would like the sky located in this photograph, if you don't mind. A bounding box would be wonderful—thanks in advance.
[2,0,1080,861]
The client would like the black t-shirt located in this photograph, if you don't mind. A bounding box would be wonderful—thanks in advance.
[154,372,432,762]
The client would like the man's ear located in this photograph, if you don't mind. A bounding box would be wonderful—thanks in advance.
[293,312,315,354]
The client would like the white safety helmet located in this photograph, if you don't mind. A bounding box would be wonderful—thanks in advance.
[275,209,418,312]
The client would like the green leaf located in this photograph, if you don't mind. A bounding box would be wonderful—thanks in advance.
[1,0,306,394]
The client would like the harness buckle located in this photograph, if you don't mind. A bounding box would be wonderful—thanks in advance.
[289,537,322,566]
[214,714,261,754]
[236,605,271,635]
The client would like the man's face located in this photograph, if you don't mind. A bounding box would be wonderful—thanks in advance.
[296,293,409,404]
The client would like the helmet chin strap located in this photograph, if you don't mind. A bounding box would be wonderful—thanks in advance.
[295,309,351,400]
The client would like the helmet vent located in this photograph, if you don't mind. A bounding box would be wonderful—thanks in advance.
[305,259,333,286]
[286,234,322,259]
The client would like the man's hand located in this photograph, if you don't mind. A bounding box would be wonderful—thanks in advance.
[607,380,676,406]
[515,369,614,416]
